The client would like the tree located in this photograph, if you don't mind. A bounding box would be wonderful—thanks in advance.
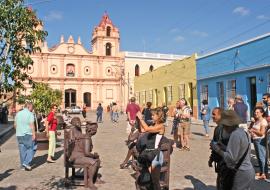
[18,83,62,115]
[0,0,47,94]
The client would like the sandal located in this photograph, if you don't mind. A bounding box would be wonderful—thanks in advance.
[259,174,266,180]
[184,146,190,151]
[255,173,261,177]
[120,163,128,169]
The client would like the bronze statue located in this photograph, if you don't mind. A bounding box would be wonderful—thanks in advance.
[69,117,101,190]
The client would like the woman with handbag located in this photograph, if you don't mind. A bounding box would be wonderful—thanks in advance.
[211,110,255,190]
[46,104,58,163]
[136,107,166,190]
[249,107,268,180]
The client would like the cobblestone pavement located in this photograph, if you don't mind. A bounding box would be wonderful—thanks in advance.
[0,112,269,190]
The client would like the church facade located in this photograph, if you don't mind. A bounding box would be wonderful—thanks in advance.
[26,13,185,111]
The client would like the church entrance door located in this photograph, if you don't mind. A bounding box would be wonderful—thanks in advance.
[65,89,76,108]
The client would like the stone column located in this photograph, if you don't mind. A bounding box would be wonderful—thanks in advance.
[98,58,103,78]
[37,57,42,77]
[77,57,82,78]
[99,82,103,103]
[60,55,65,77]
[42,55,48,78]
[60,80,65,109]
[93,82,98,108]
[93,61,97,78]
[77,83,82,107]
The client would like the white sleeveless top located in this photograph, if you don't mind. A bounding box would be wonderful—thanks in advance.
[155,134,163,148]
[252,118,267,139]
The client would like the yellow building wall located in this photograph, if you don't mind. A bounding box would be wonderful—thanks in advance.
[134,54,198,118]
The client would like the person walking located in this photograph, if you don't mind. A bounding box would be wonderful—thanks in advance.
[126,97,140,132]
[200,100,211,137]
[112,102,118,123]
[14,102,36,171]
[179,98,192,151]
[162,102,169,127]
[82,104,87,121]
[46,104,58,163]
[171,101,181,148]
[142,102,153,126]
[96,103,103,123]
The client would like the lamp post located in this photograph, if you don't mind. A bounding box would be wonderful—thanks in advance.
[111,64,125,112]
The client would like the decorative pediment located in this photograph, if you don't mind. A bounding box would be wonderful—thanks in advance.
[46,43,90,55]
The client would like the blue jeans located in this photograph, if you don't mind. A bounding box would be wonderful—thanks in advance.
[203,120,209,134]
[17,135,35,167]
[112,112,118,122]
[253,138,268,174]
[152,151,164,167]
[96,113,102,122]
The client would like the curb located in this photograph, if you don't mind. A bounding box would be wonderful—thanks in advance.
[0,122,14,139]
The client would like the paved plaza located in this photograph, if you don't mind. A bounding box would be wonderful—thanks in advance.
[0,112,269,190]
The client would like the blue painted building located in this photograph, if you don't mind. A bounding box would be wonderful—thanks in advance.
[196,33,270,119]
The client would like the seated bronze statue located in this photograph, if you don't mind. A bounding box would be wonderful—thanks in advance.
[134,132,173,190]
[68,117,101,190]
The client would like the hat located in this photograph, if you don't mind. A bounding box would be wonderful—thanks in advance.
[219,110,243,126]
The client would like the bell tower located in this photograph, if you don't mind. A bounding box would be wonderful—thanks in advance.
[91,12,120,57]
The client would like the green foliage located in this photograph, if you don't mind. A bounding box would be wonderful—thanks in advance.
[0,0,47,93]
[19,83,62,115]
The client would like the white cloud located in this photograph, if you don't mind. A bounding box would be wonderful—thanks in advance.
[257,15,270,20]
[233,7,250,16]
[44,11,63,21]
[191,30,208,37]
[174,35,185,43]
[169,28,179,33]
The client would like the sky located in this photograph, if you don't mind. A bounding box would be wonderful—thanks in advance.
[27,0,270,56]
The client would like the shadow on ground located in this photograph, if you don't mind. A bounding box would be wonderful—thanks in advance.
[0,186,17,190]
[32,149,63,169]
[0,127,15,146]
[0,169,14,182]
[172,175,216,190]
[192,132,205,137]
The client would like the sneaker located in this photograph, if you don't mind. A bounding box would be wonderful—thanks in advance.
[23,164,32,171]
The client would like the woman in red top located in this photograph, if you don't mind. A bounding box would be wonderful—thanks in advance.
[46,104,58,163]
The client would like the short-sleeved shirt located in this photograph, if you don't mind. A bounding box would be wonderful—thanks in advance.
[47,111,58,131]
[15,108,34,136]
[126,103,140,121]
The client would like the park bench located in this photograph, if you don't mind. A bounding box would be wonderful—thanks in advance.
[63,129,88,187]
[36,132,49,150]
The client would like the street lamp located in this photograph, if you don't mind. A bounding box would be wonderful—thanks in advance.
[111,64,125,112]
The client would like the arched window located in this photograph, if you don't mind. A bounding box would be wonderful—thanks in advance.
[106,43,112,56]
[106,26,111,37]
[135,64,140,76]
[149,65,154,72]
[66,63,75,77]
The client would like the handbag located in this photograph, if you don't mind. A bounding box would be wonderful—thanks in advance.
[137,167,152,186]
[137,148,160,166]
[219,132,250,190]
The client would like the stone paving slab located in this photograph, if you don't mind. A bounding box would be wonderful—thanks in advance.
[0,112,269,190]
